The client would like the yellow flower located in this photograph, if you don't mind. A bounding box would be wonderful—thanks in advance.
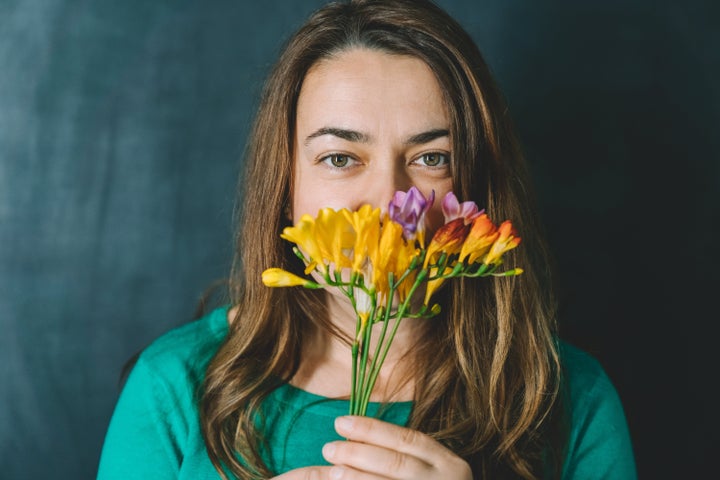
[315,207,355,271]
[423,269,445,305]
[281,214,325,274]
[262,268,317,287]
[343,205,381,273]
[368,217,419,301]
[393,239,419,302]
[483,220,521,265]
[281,208,354,275]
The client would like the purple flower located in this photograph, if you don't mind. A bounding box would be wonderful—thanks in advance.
[388,187,435,243]
[441,191,483,225]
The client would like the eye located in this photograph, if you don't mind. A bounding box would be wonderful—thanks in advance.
[415,152,450,167]
[320,154,355,168]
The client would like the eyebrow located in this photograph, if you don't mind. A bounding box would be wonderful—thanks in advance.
[305,127,370,145]
[404,128,450,146]
[304,127,450,146]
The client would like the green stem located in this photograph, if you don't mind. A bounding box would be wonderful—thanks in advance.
[358,281,395,415]
[348,272,360,414]
[355,298,376,415]
[465,262,489,278]
[350,340,359,414]
[359,269,427,414]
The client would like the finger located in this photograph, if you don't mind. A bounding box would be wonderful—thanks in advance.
[325,465,394,480]
[271,466,334,480]
[334,416,449,462]
[323,440,432,479]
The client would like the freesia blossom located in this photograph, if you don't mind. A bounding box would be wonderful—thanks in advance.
[441,191,483,224]
[370,218,418,301]
[353,287,373,339]
[262,268,318,288]
[342,205,381,273]
[388,186,434,245]
[423,217,470,268]
[314,207,355,271]
[458,213,499,264]
[483,220,521,265]
[280,214,325,274]
[423,270,445,305]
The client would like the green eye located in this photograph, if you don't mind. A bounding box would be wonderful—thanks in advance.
[418,153,449,167]
[322,154,352,168]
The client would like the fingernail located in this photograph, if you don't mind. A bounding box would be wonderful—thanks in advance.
[335,416,354,434]
[330,466,345,479]
[322,442,336,459]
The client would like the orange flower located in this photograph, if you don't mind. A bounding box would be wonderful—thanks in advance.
[458,213,499,264]
[423,218,470,268]
[483,220,521,265]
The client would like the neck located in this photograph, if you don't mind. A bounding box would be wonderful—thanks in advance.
[289,290,427,402]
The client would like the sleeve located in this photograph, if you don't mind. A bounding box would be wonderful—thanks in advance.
[96,356,188,480]
[562,357,637,480]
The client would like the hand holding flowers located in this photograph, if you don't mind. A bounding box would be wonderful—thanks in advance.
[262,188,522,415]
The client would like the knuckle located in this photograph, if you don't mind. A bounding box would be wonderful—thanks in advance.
[354,416,373,435]
[334,440,355,459]
[386,451,409,473]
[399,427,420,446]
[311,468,329,480]
[443,457,473,480]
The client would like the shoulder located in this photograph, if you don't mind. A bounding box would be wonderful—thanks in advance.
[557,340,624,423]
[132,306,230,389]
[558,341,612,397]
[97,306,231,478]
[557,341,627,421]
[557,341,637,479]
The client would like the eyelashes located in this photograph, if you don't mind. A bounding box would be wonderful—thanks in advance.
[413,152,449,167]
[317,152,451,170]
[319,154,357,168]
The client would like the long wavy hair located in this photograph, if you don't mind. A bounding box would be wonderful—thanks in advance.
[201,1,566,478]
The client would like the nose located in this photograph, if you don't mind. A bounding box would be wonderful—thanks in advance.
[356,159,413,212]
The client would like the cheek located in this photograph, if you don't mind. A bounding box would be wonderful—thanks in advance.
[292,183,360,220]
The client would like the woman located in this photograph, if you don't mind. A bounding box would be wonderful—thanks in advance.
[97,1,636,479]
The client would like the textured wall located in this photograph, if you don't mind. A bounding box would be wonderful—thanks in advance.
[1,0,714,478]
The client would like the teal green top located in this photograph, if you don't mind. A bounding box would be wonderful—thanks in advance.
[96,307,636,479]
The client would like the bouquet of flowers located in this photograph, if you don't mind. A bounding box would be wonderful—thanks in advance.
[262,187,522,416]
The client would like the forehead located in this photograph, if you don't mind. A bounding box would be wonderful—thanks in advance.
[296,48,449,135]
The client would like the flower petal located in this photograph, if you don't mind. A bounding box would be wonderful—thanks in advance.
[424,217,470,267]
[458,213,499,264]
[388,186,434,243]
[483,221,521,265]
[441,191,483,225]
[262,268,316,287]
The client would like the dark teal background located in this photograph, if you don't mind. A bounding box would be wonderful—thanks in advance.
[1,0,715,478]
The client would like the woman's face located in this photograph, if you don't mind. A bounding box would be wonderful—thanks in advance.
[292,48,453,229]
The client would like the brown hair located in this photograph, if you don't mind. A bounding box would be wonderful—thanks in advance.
[201,1,565,478]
